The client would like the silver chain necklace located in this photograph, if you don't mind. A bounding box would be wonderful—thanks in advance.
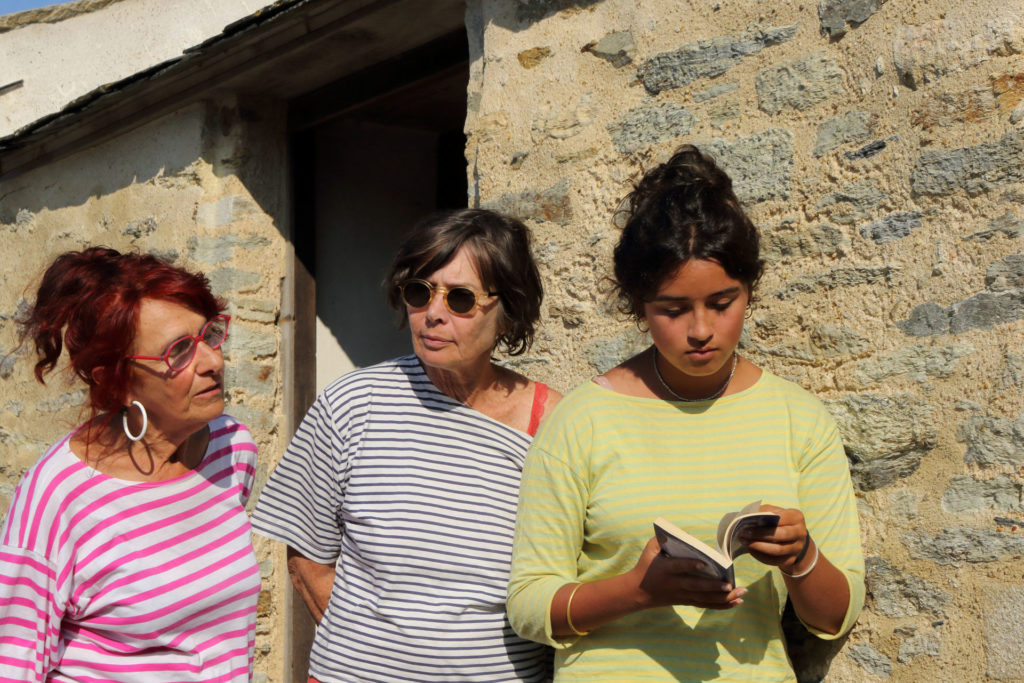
[652,348,737,402]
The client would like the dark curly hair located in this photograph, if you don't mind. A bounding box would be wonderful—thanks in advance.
[385,208,543,356]
[612,144,764,320]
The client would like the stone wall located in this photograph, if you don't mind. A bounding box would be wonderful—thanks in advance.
[0,96,290,680]
[467,0,1024,680]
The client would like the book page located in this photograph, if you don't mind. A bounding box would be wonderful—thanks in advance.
[717,501,780,559]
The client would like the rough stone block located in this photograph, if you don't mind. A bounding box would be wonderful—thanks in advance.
[225,361,275,396]
[532,94,594,139]
[850,343,972,386]
[584,31,635,68]
[904,527,1024,564]
[912,130,1024,196]
[963,211,1024,242]
[517,46,551,69]
[1000,352,1024,389]
[910,86,997,130]
[813,110,874,157]
[949,291,1024,334]
[894,16,1024,90]
[692,82,738,102]
[0,354,16,380]
[35,390,88,414]
[195,195,259,228]
[943,475,1022,514]
[483,179,573,225]
[756,324,868,361]
[234,298,278,324]
[898,301,950,336]
[985,254,1024,292]
[775,265,899,299]
[122,216,157,239]
[227,325,277,358]
[847,642,893,678]
[866,556,950,617]
[844,138,891,160]
[819,0,883,39]
[958,411,1024,467]
[762,221,847,262]
[984,585,1024,679]
[607,102,694,155]
[897,632,940,664]
[208,267,262,295]
[858,211,923,243]
[993,73,1024,115]
[637,24,798,94]
[826,393,936,490]
[815,180,888,225]
[187,233,271,265]
[756,52,846,115]
[585,329,650,374]
[701,128,794,204]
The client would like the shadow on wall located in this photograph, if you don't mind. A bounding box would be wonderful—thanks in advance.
[486,0,604,30]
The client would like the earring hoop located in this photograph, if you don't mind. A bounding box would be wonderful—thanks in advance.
[122,400,148,442]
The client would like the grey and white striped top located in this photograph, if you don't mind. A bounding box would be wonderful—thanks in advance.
[251,355,550,682]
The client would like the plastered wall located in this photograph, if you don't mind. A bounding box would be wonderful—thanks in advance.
[466,1,1024,680]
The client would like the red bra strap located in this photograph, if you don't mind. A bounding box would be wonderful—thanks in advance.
[527,382,549,436]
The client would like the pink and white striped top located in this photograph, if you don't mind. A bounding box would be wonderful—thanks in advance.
[0,414,260,682]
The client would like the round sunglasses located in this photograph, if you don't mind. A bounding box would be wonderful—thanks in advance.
[127,314,231,372]
[400,279,498,315]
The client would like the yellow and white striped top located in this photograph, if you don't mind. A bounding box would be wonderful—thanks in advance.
[508,370,865,682]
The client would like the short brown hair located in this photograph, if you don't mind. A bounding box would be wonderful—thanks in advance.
[385,209,542,356]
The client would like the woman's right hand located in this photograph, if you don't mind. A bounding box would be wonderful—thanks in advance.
[630,537,746,610]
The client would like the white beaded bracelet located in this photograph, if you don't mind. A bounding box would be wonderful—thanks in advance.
[780,539,819,579]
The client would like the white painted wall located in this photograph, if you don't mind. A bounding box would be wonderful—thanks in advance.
[0,0,271,137]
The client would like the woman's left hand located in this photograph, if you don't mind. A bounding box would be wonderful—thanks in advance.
[739,504,810,573]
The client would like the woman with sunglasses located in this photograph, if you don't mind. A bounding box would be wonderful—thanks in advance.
[252,208,562,682]
[0,247,260,682]
[507,146,864,681]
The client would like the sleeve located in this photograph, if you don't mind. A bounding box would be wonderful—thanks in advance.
[793,394,866,639]
[507,407,591,649]
[250,391,349,564]
[230,421,258,507]
[0,540,64,680]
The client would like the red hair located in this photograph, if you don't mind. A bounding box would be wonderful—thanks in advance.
[20,247,224,414]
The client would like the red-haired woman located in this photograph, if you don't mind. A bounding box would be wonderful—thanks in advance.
[0,247,260,682]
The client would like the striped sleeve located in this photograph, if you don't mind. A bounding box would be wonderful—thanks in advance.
[251,386,348,563]
[791,391,865,638]
[507,396,592,648]
[0,535,64,681]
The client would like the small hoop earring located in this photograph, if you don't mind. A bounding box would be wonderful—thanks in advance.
[122,400,148,442]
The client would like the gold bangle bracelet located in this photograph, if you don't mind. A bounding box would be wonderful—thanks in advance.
[565,583,589,636]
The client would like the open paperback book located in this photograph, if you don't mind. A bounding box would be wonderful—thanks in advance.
[653,500,780,585]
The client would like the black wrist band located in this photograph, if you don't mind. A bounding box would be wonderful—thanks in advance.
[791,532,811,567]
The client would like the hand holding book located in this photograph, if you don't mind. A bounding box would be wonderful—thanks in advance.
[653,500,781,585]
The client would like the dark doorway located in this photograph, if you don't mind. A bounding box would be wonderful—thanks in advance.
[291,31,469,393]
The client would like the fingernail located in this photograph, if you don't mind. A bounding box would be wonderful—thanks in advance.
[736,588,748,597]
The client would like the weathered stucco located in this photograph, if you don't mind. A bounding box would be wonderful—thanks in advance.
[466,0,1024,680]
[0,0,271,137]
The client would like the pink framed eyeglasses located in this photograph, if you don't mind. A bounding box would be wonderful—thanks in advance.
[127,314,230,372]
